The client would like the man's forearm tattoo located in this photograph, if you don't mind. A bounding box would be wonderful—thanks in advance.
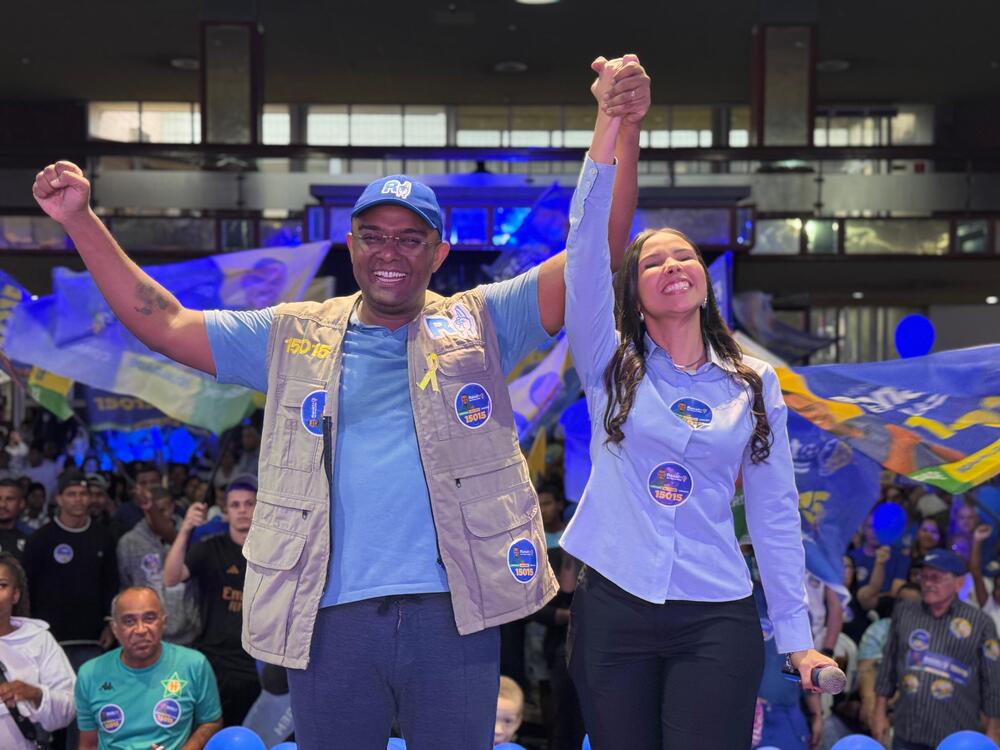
[134,283,171,316]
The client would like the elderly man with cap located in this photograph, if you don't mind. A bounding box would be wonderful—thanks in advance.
[31,55,651,748]
[871,548,1000,748]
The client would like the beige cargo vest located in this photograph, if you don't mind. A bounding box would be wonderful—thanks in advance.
[242,289,557,668]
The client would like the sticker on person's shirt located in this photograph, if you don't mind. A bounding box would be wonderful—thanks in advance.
[901,673,920,694]
[161,672,188,698]
[985,640,1000,661]
[670,398,714,429]
[906,650,971,686]
[424,303,478,340]
[98,704,125,733]
[300,390,326,436]
[647,462,694,507]
[908,629,931,652]
[454,383,492,429]
[507,539,538,584]
[949,617,972,640]
[930,678,954,701]
[53,543,74,564]
[153,698,182,728]
[855,566,869,583]
[759,618,774,642]
[141,553,161,576]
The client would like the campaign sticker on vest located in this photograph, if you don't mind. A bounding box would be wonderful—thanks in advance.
[53,543,74,564]
[647,462,694,508]
[98,704,125,733]
[153,698,182,728]
[985,639,1000,661]
[507,539,538,584]
[670,398,714,429]
[908,629,931,652]
[759,618,774,642]
[930,678,955,701]
[901,673,920,694]
[300,390,326,436]
[455,383,492,429]
[949,617,972,640]
[424,303,479,340]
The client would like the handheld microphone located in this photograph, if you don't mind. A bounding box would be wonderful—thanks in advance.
[781,661,847,694]
[0,659,38,742]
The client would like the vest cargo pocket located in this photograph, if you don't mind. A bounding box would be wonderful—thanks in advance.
[243,522,307,657]
[432,347,502,441]
[265,376,326,473]
[460,480,544,620]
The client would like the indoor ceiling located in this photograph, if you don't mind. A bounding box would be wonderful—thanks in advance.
[3,1,999,108]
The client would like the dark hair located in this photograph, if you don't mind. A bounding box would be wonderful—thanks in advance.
[225,475,258,500]
[0,478,24,498]
[0,552,29,617]
[536,481,565,505]
[602,228,773,464]
[26,481,45,496]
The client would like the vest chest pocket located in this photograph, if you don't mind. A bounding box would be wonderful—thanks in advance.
[459,472,544,620]
[432,346,501,441]
[265,376,326,473]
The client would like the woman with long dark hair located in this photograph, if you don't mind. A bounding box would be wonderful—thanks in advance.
[558,56,836,750]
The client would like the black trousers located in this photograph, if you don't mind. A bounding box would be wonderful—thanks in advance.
[567,566,764,750]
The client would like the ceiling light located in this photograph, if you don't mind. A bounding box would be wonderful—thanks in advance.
[852,291,864,300]
[515,0,560,4]
[170,57,200,71]
[493,60,528,74]
[816,59,850,73]
[987,296,999,305]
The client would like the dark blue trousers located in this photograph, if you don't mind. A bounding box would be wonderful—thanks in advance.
[287,593,499,750]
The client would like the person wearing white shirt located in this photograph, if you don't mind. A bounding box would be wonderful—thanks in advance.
[0,551,76,750]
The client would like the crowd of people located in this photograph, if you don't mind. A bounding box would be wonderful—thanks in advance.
[1,412,999,749]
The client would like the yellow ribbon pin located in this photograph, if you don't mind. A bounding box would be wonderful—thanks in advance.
[417,352,440,392]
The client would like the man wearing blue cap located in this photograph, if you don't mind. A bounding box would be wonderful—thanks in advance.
[32,55,650,748]
[871,548,1000,748]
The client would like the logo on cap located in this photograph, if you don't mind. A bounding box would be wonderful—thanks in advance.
[381,179,412,200]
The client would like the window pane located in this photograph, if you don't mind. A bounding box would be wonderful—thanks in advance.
[635,208,732,247]
[262,104,291,145]
[956,220,989,254]
[140,102,196,144]
[729,106,750,148]
[448,208,489,247]
[350,105,402,146]
[752,218,801,254]
[307,105,349,145]
[108,217,216,251]
[403,106,446,146]
[89,102,140,142]
[0,216,68,249]
[260,219,302,247]
[844,219,949,255]
[456,105,507,147]
[805,219,839,254]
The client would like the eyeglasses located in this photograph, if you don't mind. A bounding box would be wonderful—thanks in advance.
[354,232,437,253]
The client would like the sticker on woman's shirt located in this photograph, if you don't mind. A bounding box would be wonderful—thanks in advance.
[670,397,714,429]
[300,390,326,436]
[99,704,125,733]
[53,543,74,564]
[455,383,492,429]
[508,538,538,583]
[153,698,182,728]
[647,462,694,507]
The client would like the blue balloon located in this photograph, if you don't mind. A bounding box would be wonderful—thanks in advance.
[895,314,935,358]
[205,727,266,750]
[872,501,908,545]
[831,735,883,750]
[495,744,527,750]
[386,740,407,750]
[938,730,1000,750]
[271,744,297,750]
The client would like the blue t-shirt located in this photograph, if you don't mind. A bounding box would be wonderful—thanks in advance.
[205,270,550,606]
[75,642,221,750]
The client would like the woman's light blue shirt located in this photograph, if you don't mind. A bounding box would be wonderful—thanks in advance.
[560,156,813,654]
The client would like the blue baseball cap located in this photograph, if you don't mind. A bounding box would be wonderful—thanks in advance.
[923,548,968,576]
[351,175,444,236]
